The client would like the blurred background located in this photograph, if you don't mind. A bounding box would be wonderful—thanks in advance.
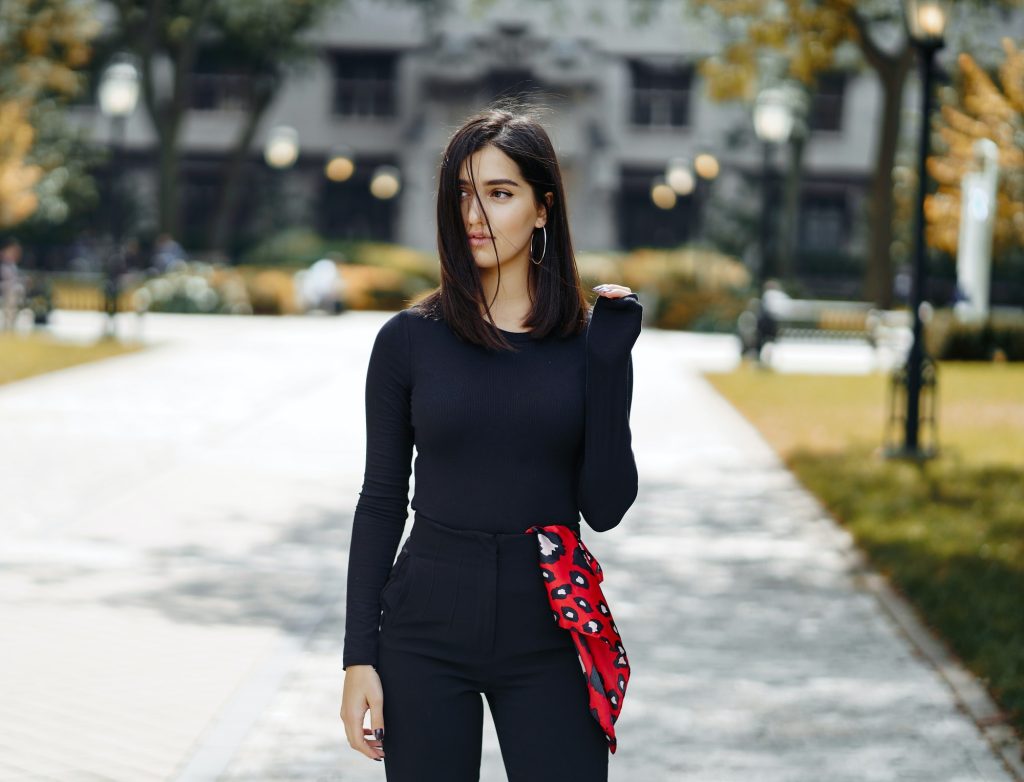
[0,0,1022,780]
[0,0,1020,329]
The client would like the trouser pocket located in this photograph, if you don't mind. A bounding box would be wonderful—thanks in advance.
[380,545,412,622]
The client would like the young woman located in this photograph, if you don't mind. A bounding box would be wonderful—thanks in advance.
[340,103,642,781]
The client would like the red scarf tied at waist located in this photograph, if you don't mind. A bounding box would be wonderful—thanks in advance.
[524,524,630,754]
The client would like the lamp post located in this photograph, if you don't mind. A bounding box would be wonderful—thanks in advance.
[898,0,948,459]
[752,87,796,294]
[263,126,300,232]
[97,56,140,339]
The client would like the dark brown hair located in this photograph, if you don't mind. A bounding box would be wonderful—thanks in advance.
[412,100,590,351]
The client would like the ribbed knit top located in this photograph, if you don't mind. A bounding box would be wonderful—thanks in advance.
[343,293,642,669]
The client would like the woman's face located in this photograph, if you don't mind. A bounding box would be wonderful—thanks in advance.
[457,144,550,270]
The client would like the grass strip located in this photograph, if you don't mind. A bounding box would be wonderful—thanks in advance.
[704,362,1024,737]
[0,332,145,386]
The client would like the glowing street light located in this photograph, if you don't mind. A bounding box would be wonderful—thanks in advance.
[650,177,677,210]
[264,126,299,169]
[370,165,401,199]
[694,153,720,179]
[325,146,355,182]
[665,158,696,196]
[98,58,140,118]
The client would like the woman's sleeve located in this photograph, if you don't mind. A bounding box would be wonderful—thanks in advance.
[577,293,642,533]
[343,311,414,670]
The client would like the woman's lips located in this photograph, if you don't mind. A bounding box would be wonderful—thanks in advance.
[469,235,492,247]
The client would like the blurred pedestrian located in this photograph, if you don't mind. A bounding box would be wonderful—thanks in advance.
[151,233,186,273]
[1,238,25,331]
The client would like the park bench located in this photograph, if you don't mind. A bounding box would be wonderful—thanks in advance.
[737,293,913,359]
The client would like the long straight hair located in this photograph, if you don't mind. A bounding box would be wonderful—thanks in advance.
[413,101,590,351]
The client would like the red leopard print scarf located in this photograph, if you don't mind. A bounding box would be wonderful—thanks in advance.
[524,524,630,754]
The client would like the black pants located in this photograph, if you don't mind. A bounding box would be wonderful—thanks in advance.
[376,513,609,781]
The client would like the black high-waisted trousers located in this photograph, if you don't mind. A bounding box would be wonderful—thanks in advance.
[376,512,609,782]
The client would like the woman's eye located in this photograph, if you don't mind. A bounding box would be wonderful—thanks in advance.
[459,190,511,199]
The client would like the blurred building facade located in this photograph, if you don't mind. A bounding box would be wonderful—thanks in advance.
[75,0,920,296]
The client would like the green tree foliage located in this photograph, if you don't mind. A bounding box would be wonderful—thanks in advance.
[0,0,101,230]
[678,0,1022,306]
[926,38,1024,258]
[105,0,344,245]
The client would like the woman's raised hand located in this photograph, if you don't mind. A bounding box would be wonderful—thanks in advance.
[341,665,386,762]
[589,283,642,363]
[592,283,633,299]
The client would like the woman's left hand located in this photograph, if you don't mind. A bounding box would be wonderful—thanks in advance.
[592,283,633,299]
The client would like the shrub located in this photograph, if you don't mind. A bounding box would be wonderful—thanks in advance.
[925,309,1024,361]
[241,227,331,268]
[577,246,750,331]
[136,262,252,315]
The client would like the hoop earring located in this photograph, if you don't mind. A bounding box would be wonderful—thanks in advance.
[530,226,547,265]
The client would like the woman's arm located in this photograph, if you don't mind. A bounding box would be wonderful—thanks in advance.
[343,310,414,670]
[577,292,642,532]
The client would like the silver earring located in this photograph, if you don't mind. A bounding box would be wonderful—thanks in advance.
[530,226,547,265]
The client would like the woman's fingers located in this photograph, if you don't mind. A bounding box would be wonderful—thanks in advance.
[340,668,386,761]
[362,727,385,758]
[368,702,386,760]
[592,283,633,298]
[341,702,385,761]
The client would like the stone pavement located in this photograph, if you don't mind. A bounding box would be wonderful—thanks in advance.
[0,310,1014,782]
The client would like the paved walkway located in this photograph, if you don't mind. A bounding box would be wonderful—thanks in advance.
[0,310,1013,781]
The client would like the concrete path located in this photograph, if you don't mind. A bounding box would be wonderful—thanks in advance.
[0,310,1013,781]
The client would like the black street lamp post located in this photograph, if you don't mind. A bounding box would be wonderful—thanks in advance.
[264,125,301,235]
[759,139,773,287]
[895,0,949,459]
[97,56,139,340]
[752,87,796,295]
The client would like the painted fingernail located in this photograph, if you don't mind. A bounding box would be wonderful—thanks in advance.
[592,285,606,291]
[374,727,384,740]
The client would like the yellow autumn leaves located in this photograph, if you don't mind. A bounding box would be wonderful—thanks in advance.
[694,0,854,100]
[0,0,99,229]
[927,38,1024,257]
[0,101,43,228]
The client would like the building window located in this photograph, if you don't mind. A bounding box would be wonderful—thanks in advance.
[808,72,847,133]
[629,60,692,129]
[331,51,397,119]
[189,50,257,111]
[618,166,697,249]
[319,157,398,241]
[800,191,849,251]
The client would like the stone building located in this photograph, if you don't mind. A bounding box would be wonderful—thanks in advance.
[74,0,932,296]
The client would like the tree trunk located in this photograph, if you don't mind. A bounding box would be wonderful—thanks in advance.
[130,0,214,244]
[155,117,182,239]
[848,5,915,308]
[207,81,276,256]
[864,67,908,308]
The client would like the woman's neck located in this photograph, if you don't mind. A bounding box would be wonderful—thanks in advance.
[479,271,533,330]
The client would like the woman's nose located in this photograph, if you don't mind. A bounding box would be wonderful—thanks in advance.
[464,194,481,223]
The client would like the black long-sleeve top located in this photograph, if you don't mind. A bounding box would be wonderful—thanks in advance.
[342,293,642,670]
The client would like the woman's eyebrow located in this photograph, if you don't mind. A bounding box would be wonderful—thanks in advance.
[457,178,520,187]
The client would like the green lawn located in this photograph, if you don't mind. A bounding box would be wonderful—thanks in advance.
[704,362,1024,737]
[0,332,145,386]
